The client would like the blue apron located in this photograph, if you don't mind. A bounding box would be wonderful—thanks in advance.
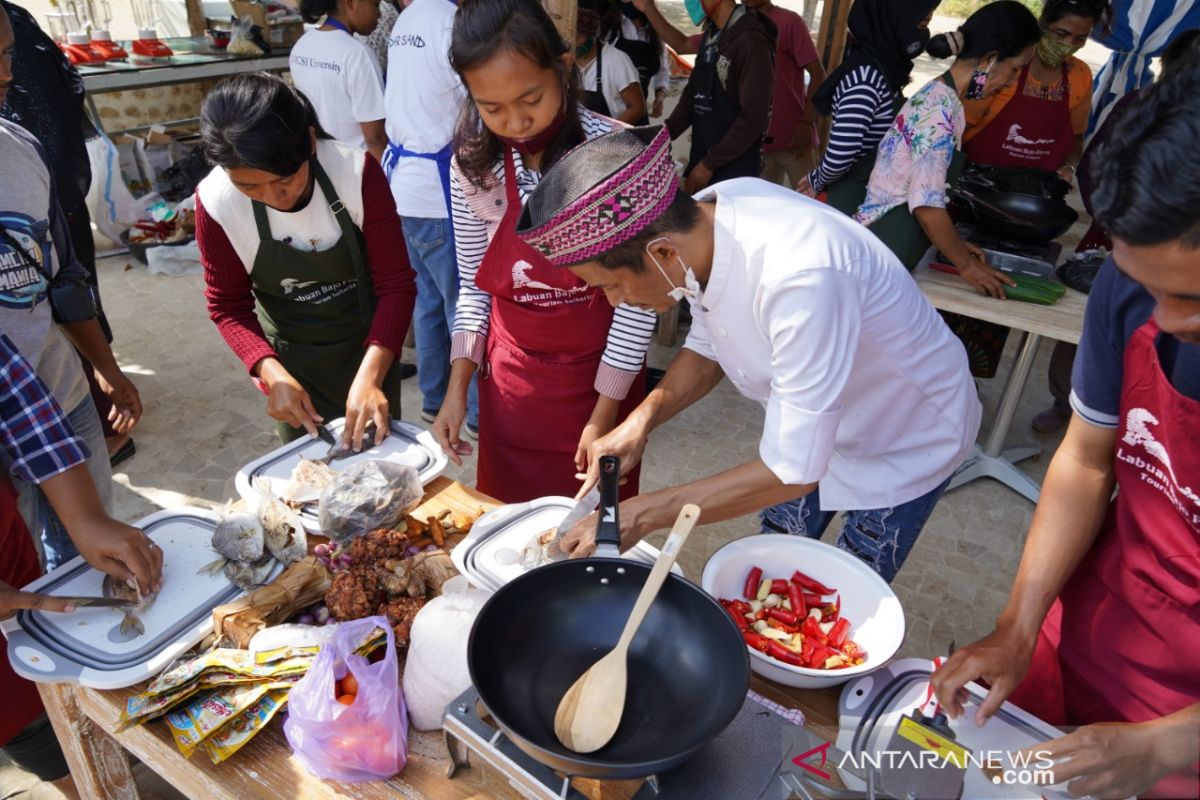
[382,142,454,217]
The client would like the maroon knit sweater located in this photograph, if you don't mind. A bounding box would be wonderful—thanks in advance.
[196,154,417,374]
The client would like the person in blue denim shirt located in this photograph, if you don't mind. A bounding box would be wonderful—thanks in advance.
[383,0,479,436]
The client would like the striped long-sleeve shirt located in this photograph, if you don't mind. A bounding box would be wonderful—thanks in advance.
[448,109,656,401]
[808,64,897,193]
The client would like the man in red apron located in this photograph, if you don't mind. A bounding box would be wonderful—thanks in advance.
[932,67,1200,799]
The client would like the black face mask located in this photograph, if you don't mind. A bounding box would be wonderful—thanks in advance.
[904,27,931,59]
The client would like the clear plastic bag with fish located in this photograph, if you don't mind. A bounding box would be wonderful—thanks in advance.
[318,460,423,544]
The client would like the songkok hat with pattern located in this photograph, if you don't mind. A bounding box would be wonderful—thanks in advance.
[515,125,679,267]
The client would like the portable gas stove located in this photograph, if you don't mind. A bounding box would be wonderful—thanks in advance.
[934,225,1063,279]
[442,687,803,800]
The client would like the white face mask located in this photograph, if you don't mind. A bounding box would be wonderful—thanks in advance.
[646,237,701,302]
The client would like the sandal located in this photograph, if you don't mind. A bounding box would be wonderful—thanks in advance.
[109,439,136,468]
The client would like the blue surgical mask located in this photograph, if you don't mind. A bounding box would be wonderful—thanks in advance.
[684,0,707,27]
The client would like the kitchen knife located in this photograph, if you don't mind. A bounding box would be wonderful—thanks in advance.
[50,596,130,608]
[553,485,601,543]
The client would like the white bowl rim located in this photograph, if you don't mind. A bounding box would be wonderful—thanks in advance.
[701,534,905,679]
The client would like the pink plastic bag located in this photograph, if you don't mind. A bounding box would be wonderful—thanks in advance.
[284,616,407,782]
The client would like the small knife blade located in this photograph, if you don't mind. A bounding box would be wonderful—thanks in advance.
[553,486,601,543]
[51,596,129,608]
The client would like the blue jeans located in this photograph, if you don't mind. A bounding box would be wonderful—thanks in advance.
[759,478,951,583]
[401,216,478,428]
[15,397,113,571]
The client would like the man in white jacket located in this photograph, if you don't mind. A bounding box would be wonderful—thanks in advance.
[517,125,981,582]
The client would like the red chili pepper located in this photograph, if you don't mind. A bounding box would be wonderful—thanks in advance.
[801,615,824,640]
[766,618,799,633]
[801,636,815,662]
[828,618,851,648]
[807,645,837,669]
[725,606,750,632]
[766,640,805,666]
[743,632,771,652]
[754,609,767,621]
[769,579,790,595]
[743,567,763,600]
[767,607,799,626]
[803,592,824,608]
[821,596,842,623]
[790,570,835,595]
[729,599,752,617]
[786,583,806,618]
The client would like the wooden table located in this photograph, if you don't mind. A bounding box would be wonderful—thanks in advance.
[36,478,843,800]
[913,256,1088,503]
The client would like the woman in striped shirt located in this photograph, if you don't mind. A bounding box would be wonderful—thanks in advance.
[432,0,655,503]
[800,0,940,215]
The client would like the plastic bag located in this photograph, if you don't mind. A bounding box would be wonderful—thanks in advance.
[227,15,264,56]
[402,576,491,731]
[283,616,407,782]
[146,238,201,276]
[85,134,142,242]
[318,460,423,544]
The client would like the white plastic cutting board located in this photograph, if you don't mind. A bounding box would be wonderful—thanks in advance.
[451,496,680,591]
[1,508,280,689]
[234,417,448,533]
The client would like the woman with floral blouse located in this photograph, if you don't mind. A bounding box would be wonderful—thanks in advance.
[854,1,1040,297]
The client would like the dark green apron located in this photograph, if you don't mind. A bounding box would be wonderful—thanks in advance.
[866,72,966,271]
[824,93,905,217]
[251,159,402,442]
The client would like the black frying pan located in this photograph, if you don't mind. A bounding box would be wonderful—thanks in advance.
[953,188,1079,243]
[466,457,750,780]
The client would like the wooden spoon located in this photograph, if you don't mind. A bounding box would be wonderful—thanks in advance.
[553,503,701,753]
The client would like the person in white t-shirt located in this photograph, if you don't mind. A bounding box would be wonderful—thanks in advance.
[290,0,388,162]
[382,0,479,435]
[575,2,645,124]
[517,126,981,583]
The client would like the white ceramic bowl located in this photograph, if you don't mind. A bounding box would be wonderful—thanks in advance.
[700,534,905,689]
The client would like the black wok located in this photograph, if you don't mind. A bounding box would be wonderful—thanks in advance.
[466,457,750,780]
[953,188,1078,243]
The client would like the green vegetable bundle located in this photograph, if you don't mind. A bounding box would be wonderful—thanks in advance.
[1005,275,1068,305]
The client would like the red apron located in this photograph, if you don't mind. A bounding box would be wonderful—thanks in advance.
[1009,319,1200,798]
[0,478,48,745]
[473,148,644,504]
[964,62,1074,171]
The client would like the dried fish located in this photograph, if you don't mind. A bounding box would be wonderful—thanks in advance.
[254,476,307,566]
[102,574,158,637]
[222,556,275,592]
[280,459,337,508]
[211,508,264,563]
[519,527,568,569]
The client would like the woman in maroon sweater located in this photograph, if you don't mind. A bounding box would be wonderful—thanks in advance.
[195,74,416,446]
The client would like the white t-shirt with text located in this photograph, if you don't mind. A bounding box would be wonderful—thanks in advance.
[384,0,465,218]
[289,28,386,150]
